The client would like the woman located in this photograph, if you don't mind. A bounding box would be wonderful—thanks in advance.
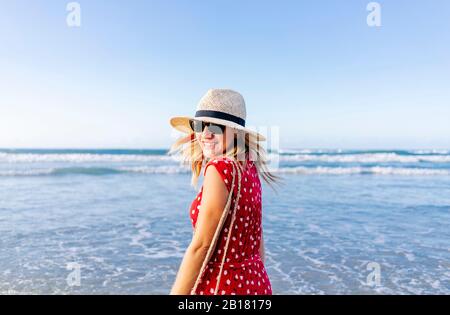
[168,89,279,295]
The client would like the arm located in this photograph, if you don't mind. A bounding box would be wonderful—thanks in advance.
[170,165,229,295]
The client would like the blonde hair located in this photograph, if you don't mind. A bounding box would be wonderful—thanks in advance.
[168,128,281,189]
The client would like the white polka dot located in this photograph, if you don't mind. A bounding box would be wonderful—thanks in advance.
[226,279,231,285]
[210,288,214,293]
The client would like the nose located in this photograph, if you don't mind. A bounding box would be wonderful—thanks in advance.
[202,126,214,138]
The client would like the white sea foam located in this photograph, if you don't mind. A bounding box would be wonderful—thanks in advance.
[275,153,450,163]
[0,153,178,163]
[119,166,190,174]
[130,229,152,247]
[272,166,450,175]
[1,165,449,176]
[410,149,450,155]
[0,169,55,176]
[2,151,450,164]
[0,166,189,176]
[278,149,343,154]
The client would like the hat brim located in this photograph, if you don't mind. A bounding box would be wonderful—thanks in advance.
[169,116,266,141]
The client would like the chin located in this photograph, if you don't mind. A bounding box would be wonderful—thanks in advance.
[202,148,222,159]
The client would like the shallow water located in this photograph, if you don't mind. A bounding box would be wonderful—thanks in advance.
[1,149,449,294]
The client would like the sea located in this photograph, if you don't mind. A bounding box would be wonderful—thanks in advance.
[0,148,449,294]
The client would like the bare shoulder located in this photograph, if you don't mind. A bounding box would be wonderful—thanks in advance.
[203,157,235,191]
[202,164,228,203]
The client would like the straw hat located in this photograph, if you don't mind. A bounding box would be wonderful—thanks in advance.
[169,88,265,141]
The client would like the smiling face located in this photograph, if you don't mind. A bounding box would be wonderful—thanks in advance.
[195,123,235,159]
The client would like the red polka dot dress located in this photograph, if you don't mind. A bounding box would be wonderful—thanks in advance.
[189,156,272,295]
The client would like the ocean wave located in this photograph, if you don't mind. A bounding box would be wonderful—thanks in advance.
[277,149,450,156]
[119,166,190,174]
[275,153,450,163]
[0,166,190,176]
[409,149,450,155]
[0,167,123,176]
[0,153,178,163]
[2,150,450,164]
[0,169,55,176]
[1,166,449,177]
[278,149,344,155]
[272,166,450,175]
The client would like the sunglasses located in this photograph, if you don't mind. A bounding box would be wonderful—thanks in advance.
[189,119,226,134]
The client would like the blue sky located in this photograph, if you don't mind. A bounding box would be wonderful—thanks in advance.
[1,0,449,149]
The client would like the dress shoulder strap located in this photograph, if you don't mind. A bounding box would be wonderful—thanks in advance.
[190,158,242,295]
